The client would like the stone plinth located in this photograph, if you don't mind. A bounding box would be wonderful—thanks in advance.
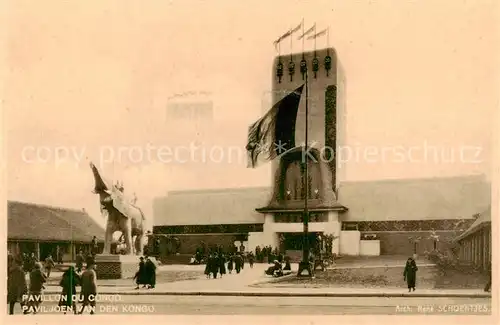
[94,254,139,279]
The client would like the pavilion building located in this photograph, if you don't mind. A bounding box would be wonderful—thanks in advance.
[153,48,491,258]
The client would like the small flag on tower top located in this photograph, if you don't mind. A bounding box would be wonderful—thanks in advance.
[307,28,328,40]
[298,23,316,40]
[273,21,303,50]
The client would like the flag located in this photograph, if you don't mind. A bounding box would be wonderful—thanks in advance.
[273,21,303,49]
[298,23,316,40]
[246,85,304,168]
[307,28,328,40]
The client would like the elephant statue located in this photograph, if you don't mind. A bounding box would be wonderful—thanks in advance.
[89,162,146,255]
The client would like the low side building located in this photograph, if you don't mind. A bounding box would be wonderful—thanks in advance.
[7,200,105,261]
[153,174,490,257]
[454,207,491,271]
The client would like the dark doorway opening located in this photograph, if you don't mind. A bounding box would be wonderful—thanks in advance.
[282,232,320,250]
[39,243,59,260]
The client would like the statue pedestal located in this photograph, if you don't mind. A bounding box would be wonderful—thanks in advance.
[94,254,139,279]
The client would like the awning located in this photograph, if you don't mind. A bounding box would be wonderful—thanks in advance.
[454,206,491,242]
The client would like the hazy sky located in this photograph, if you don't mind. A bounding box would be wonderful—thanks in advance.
[4,0,497,226]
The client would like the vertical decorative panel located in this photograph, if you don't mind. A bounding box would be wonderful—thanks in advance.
[325,85,337,192]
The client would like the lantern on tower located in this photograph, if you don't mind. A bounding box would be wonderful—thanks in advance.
[312,57,319,78]
[288,60,295,82]
[300,58,307,80]
[276,60,284,83]
[324,55,332,76]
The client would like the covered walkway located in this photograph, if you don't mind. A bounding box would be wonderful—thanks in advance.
[454,207,491,272]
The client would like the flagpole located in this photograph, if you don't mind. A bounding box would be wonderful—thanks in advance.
[298,65,311,277]
[314,30,317,54]
[301,20,305,55]
[327,26,330,54]
[304,64,310,267]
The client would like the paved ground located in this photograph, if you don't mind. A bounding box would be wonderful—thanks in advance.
[44,263,271,292]
[332,255,436,269]
[10,295,492,315]
[40,262,490,297]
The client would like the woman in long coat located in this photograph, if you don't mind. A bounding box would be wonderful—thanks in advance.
[204,254,213,278]
[7,259,28,314]
[58,266,80,314]
[144,257,157,288]
[227,254,234,274]
[210,254,219,279]
[403,257,418,292]
[79,264,97,314]
[134,257,147,289]
[234,253,243,274]
[218,253,226,277]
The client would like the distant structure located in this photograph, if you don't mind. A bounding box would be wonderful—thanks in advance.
[166,91,214,126]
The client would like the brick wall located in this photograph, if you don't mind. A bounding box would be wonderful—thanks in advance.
[362,231,461,255]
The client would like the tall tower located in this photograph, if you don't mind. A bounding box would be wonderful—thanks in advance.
[251,48,347,258]
[270,48,345,192]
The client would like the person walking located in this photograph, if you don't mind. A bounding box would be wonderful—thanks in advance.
[85,252,95,270]
[484,262,492,292]
[134,257,147,289]
[218,253,226,277]
[26,263,47,314]
[234,253,243,274]
[227,254,234,274]
[210,254,219,279]
[58,266,80,314]
[204,253,214,279]
[22,253,30,273]
[283,255,292,274]
[79,263,97,314]
[75,251,84,273]
[144,256,157,288]
[403,257,418,292]
[44,254,56,278]
[56,246,63,264]
[248,252,255,268]
[91,236,98,256]
[7,258,28,314]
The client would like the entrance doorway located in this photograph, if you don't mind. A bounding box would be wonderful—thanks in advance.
[281,232,321,251]
[39,243,59,260]
[281,232,321,262]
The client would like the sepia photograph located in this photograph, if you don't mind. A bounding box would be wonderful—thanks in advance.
[2,0,497,319]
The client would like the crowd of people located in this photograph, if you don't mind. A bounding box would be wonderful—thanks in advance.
[7,237,100,315]
[187,243,300,279]
[202,251,252,279]
[7,249,98,315]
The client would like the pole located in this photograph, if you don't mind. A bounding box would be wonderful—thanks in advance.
[303,67,310,263]
[327,26,330,49]
[301,21,305,54]
[297,68,311,277]
[314,31,317,54]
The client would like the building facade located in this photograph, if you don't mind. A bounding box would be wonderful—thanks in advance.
[153,174,490,256]
[7,201,105,261]
[153,48,491,257]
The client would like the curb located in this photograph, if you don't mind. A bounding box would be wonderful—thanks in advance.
[42,290,492,298]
